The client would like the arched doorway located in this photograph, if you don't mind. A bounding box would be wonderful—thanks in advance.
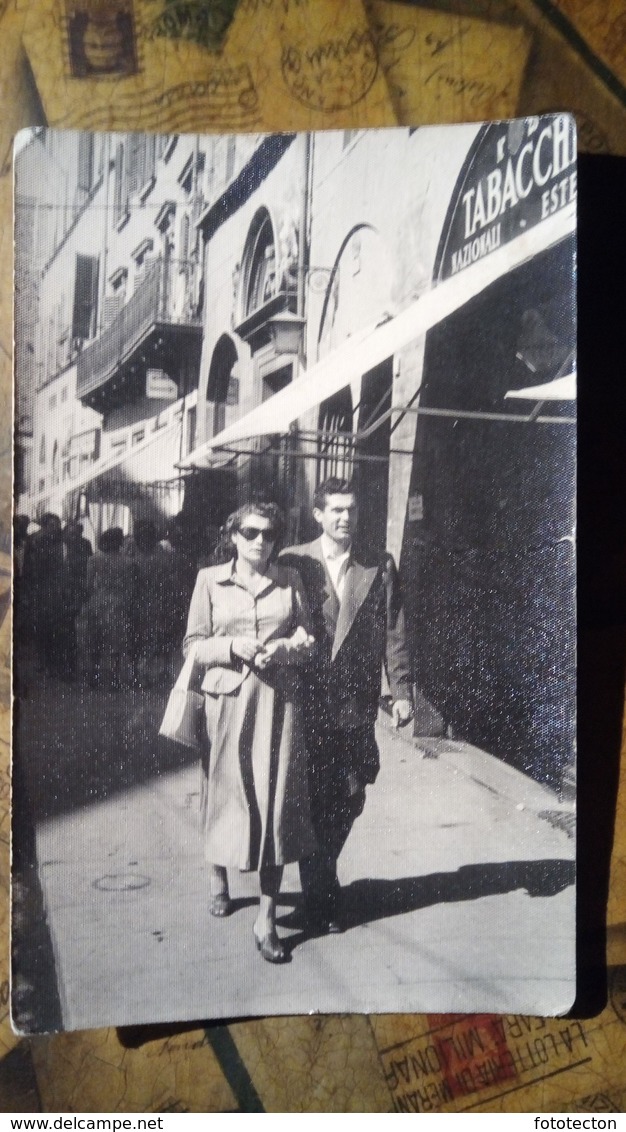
[207,333,239,437]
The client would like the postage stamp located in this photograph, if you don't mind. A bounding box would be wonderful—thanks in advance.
[64,0,139,78]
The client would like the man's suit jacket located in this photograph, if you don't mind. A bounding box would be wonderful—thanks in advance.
[281,539,412,763]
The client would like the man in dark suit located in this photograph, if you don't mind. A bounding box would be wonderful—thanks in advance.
[282,477,413,932]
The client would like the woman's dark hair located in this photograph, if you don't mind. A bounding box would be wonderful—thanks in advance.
[211,501,285,565]
[99,526,124,553]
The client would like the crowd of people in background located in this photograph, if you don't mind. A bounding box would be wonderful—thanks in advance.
[14,510,205,691]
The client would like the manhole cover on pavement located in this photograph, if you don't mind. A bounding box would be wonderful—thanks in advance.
[93,873,151,892]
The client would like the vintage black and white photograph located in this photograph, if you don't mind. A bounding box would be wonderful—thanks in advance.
[13,120,576,1033]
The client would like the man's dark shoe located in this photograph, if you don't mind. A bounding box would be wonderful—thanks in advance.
[305,906,343,934]
[326,918,343,934]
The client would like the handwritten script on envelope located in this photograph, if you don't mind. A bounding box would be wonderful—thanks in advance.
[365,1,531,126]
[22,0,397,133]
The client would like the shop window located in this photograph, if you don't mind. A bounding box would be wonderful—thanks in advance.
[318,387,354,484]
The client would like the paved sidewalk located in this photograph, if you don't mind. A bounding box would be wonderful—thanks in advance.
[18,679,575,1031]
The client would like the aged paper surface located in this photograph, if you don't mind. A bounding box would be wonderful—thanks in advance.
[22,975,626,1112]
[222,0,397,129]
[3,0,626,1115]
[424,0,626,156]
[372,992,626,1113]
[549,0,626,89]
[22,0,398,134]
[365,1,531,125]
[30,1027,238,1113]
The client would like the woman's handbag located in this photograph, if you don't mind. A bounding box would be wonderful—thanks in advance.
[159,648,204,750]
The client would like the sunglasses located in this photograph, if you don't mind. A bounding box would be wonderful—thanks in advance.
[237,525,276,543]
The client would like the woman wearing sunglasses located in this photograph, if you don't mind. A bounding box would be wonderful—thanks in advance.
[183,501,316,963]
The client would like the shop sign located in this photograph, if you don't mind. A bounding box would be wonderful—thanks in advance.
[439,115,577,281]
[146,369,178,399]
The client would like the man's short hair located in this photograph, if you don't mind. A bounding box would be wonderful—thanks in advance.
[313,477,355,512]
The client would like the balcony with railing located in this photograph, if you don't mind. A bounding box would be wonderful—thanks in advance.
[77,256,202,409]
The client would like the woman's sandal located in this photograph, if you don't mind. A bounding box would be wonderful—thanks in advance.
[253,927,287,964]
[209,893,232,918]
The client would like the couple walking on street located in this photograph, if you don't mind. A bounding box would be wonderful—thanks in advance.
[181,478,414,964]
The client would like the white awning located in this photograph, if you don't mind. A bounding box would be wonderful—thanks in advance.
[28,414,181,512]
[504,370,576,401]
[182,202,576,469]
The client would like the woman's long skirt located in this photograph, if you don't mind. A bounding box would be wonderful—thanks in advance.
[201,670,317,871]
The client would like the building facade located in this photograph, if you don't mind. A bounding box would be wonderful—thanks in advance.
[16,122,576,787]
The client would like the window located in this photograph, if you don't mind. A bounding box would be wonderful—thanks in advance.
[207,335,239,435]
[132,238,154,268]
[39,435,46,464]
[342,130,360,149]
[162,136,178,163]
[178,150,205,194]
[113,135,157,224]
[246,216,276,314]
[226,376,239,406]
[186,406,197,455]
[77,134,94,192]
[132,428,145,445]
[318,387,354,483]
[49,394,56,410]
[129,133,156,198]
[262,365,291,402]
[225,136,236,182]
[72,254,99,341]
[109,267,128,291]
[113,142,126,225]
[179,213,190,269]
[61,387,68,403]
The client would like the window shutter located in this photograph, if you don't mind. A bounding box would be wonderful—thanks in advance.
[180,213,190,265]
[145,134,156,185]
[114,142,125,222]
[77,134,94,192]
[72,254,99,340]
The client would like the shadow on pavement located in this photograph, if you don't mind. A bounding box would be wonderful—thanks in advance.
[278,857,575,949]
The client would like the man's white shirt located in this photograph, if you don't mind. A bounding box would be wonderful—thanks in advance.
[320,534,351,603]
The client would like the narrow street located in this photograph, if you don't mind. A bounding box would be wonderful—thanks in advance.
[13,669,576,1032]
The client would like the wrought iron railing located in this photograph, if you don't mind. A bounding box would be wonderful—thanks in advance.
[77,257,201,399]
